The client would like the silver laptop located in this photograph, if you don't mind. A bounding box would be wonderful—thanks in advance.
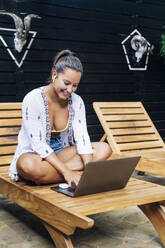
[51,156,140,197]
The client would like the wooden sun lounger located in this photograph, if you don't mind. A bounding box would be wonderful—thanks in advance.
[93,101,165,177]
[1,102,165,247]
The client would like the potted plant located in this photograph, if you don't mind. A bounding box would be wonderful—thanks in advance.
[160,27,165,59]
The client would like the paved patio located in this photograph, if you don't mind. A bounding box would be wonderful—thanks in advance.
[0,172,165,248]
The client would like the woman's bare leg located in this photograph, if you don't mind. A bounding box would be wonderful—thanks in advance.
[57,141,112,170]
[17,152,64,184]
[92,141,112,161]
[16,142,111,184]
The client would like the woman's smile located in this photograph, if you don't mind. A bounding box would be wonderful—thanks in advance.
[62,89,69,97]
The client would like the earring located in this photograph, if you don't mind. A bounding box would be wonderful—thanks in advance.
[53,75,56,82]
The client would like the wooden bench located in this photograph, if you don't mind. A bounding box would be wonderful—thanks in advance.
[93,101,165,177]
[1,102,165,247]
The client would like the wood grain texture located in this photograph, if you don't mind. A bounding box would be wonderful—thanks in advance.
[139,203,165,247]
[0,103,21,109]
[0,176,94,235]
[1,168,165,217]
[1,103,165,247]
[93,101,165,177]
[43,222,74,248]
[0,103,21,164]
[1,166,165,246]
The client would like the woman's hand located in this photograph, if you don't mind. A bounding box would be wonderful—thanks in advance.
[63,169,83,187]
[45,152,83,186]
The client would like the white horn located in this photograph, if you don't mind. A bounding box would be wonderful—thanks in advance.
[0,11,41,53]
[24,14,41,39]
[0,11,23,38]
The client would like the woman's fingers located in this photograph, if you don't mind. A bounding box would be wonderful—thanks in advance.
[64,170,82,187]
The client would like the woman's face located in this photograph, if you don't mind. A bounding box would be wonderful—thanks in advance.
[52,68,81,100]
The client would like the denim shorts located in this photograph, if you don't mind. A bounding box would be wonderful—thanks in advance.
[50,137,64,155]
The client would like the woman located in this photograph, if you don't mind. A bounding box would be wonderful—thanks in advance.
[9,49,111,186]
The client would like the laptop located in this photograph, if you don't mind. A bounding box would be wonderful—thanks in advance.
[51,156,140,197]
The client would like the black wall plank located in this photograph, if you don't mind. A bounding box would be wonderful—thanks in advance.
[0,0,165,141]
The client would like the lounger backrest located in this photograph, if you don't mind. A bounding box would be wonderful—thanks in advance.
[93,102,165,155]
[0,103,22,166]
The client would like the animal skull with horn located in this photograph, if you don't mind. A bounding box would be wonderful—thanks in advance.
[0,11,41,53]
[131,34,148,63]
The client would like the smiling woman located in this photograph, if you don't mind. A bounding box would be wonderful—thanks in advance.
[9,49,112,186]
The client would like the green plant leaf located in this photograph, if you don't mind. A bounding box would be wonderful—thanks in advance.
[160,30,165,59]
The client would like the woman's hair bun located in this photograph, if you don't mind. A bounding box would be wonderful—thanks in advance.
[53,49,74,65]
[52,49,83,74]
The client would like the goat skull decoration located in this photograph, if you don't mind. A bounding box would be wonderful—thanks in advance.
[121,29,154,70]
[130,35,149,63]
[0,11,41,53]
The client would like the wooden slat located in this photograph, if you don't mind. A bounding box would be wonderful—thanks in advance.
[120,147,165,155]
[0,166,9,173]
[0,155,13,165]
[97,102,142,108]
[0,145,17,155]
[141,151,165,160]
[107,120,151,128]
[114,134,159,143]
[102,108,144,114]
[0,119,22,127]
[0,110,22,118]
[0,102,21,110]
[111,127,155,135]
[148,158,165,163]
[0,127,20,136]
[118,141,164,151]
[0,136,18,145]
[104,114,147,121]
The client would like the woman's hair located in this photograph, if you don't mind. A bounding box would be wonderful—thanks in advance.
[52,49,83,74]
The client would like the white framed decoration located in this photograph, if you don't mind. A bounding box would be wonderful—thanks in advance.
[121,29,152,71]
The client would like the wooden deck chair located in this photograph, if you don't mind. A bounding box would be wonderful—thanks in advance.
[1,102,165,247]
[93,102,165,177]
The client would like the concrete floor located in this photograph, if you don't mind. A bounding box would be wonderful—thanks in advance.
[0,172,165,248]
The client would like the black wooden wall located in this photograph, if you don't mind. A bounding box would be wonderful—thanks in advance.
[0,0,165,141]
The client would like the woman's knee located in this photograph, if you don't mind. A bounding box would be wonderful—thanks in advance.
[17,154,42,182]
[100,142,112,158]
[92,142,112,160]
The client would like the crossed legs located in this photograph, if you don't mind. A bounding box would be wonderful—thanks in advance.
[17,142,111,184]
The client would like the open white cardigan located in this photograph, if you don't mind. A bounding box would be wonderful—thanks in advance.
[9,87,93,181]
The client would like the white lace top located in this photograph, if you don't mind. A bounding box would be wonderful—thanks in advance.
[9,87,93,181]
